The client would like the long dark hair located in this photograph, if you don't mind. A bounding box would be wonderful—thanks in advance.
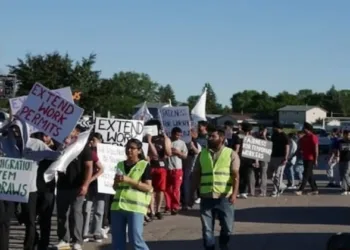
[125,138,145,160]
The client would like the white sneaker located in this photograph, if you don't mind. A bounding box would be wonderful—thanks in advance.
[341,191,348,196]
[287,185,297,190]
[102,227,109,239]
[195,198,201,204]
[239,193,248,199]
[72,243,83,250]
[55,240,70,249]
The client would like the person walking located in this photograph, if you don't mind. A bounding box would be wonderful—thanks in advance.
[110,138,153,250]
[191,128,240,250]
[295,122,319,195]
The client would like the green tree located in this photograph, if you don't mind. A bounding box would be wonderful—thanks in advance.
[8,52,100,113]
[203,83,222,113]
[187,95,199,110]
[230,90,260,113]
[157,84,177,105]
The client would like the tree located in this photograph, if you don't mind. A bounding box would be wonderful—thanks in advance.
[157,84,177,105]
[187,95,199,110]
[8,52,100,113]
[203,83,222,114]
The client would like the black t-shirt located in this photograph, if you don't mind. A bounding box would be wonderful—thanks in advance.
[337,139,350,162]
[271,131,289,157]
[149,135,166,167]
[37,143,58,193]
[57,145,92,189]
[231,133,243,152]
[123,161,152,182]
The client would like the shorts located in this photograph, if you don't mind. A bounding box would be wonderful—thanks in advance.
[151,167,167,192]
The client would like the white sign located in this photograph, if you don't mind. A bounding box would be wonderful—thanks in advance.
[159,106,191,142]
[9,87,74,115]
[143,125,158,137]
[97,143,149,194]
[16,83,84,143]
[0,157,37,203]
[95,118,144,146]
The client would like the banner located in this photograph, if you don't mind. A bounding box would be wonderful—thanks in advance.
[159,106,191,142]
[9,87,74,115]
[241,136,273,162]
[0,157,36,203]
[94,118,144,146]
[44,129,92,182]
[97,143,149,194]
[17,83,84,143]
[143,125,158,136]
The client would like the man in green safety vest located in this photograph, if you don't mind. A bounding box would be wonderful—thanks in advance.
[191,128,240,250]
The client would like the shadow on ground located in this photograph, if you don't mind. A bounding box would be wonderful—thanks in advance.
[97,232,334,250]
[180,206,350,226]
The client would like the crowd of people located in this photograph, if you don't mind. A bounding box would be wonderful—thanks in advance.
[0,116,350,250]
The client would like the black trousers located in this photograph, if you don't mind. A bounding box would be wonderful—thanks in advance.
[0,200,14,250]
[299,160,318,191]
[102,194,113,228]
[21,192,38,250]
[36,191,55,249]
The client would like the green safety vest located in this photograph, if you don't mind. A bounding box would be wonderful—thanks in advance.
[199,147,233,195]
[110,160,152,215]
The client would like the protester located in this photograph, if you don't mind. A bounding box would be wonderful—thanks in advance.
[327,128,341,187]
[268,121,289,197]
[295,122,319,196]
[0,120,60,250]
[237,123,257,198]
[182,127,201,210]
[144,119,171,220]
[224,121,234,147]
[56,123,93,250]
[256,126,269,196]
[164,127,188,214]
[332,130,350,195]
[293,131,305,185]
[191,128,240,250]
[32,132,59,250]
[197,120,209,148]
[83,132,105,242]
[110,138,153,250]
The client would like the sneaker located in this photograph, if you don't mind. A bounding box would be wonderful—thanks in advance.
[195,198,201,204]
[155,212,163,220]
[94,235,103,243]
[83,236,90,242]
[239,193,248,199]
[287,185,297,190]
[341,191,348,196]
[171,209,179,215]
[307,191,319,195]
[294,191,303,196]
[55,240,70,249]
[101,228,108,239]
[258,193,266,197]
[72,243,83,250]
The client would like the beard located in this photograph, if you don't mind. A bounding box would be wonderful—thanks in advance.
[208,140,219,149]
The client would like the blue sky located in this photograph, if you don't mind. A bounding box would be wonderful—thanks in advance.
[1,0,349,106]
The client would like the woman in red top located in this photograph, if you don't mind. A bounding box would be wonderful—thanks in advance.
[295,123,319,195]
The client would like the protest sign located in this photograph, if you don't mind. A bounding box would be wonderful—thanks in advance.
[95,118,144,146]
[9,86,73,115]
[241,136,273,162]
[16,83,84,143]
[0,157,36,203]
[97,143,149,194]
[159,106,191,142]
[143,125,158,136]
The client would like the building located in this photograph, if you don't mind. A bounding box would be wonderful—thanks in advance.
[278,105,327,124]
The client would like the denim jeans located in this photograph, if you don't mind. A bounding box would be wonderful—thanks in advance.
[83,190,105,237]
[339,161,350,191]
[200,197,234,249]
[111,210,149,250]
[286,162,304,186]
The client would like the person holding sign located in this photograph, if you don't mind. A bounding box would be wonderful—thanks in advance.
[190,128,240,250]
[110,138,152,250]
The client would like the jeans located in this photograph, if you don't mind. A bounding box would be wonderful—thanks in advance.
[83,189,105,237]
[268,157,287,193]
[200,197,234,249]
[111,210,149,250]
[56,189,85,244]
[259,162,268,195]
[339,161,350,191]
[328,161,340,184]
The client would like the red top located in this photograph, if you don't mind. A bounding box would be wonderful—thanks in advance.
[92,150,99,163]
[299,133,318,161]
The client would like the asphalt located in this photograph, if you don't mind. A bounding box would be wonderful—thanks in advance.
[9,156,350,250]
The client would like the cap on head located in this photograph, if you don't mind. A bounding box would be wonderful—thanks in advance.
[303,122,313,131]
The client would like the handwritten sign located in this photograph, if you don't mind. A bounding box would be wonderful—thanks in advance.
[95,118,144,146]
[9,87,73,115]
[241,136,273,162]
[0,157,36,203]
[97,143,149,194]
[17,83,84,143]
[143,125,158,136]
[159,106,191,142]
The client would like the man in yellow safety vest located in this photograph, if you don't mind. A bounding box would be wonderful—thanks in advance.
[191,128,240,250]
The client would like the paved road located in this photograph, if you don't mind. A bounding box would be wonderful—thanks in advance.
[9,157,350,250]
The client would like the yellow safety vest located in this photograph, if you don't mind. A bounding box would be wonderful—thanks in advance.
[110,160,151,215]
[199,147,233,195]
